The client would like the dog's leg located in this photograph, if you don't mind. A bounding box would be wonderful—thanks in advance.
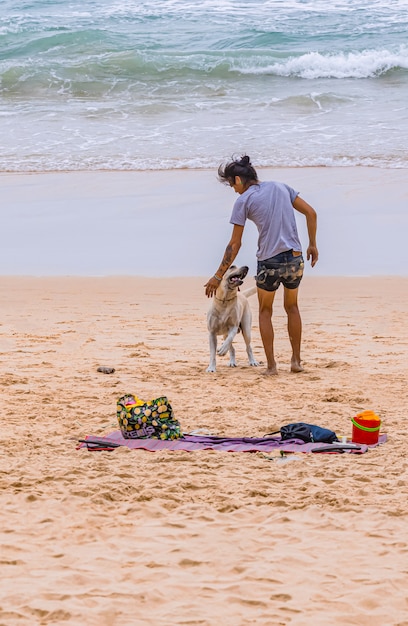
[217,326,239,357]
[241,311,260,367]
[206,332,217,372]
[245,342,260,367]
[228,342,237,368]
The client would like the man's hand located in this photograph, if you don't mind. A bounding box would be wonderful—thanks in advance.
[205,276,221,298]
[307,245,318,267]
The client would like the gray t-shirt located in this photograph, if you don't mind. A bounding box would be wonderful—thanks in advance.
[230,181,302,261]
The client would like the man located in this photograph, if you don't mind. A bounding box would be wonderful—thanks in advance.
[205,155,318,375]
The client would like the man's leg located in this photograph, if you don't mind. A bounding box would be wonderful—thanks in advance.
[283,286,303,372]
[257,287,278,375]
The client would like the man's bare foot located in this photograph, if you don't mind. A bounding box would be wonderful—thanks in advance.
[291,360,304,373]
[263,366,278,376]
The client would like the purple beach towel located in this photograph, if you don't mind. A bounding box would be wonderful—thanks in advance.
[78,430,387,453]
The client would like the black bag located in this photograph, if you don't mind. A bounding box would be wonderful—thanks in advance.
[268,422,338,444]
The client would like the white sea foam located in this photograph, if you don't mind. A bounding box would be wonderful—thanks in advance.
[247,46,408,79]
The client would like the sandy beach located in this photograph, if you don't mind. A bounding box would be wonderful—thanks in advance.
[2,0,408,618]
[1,166,408,625]
[1,268,408,625]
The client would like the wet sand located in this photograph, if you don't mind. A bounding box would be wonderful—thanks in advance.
[1,167,407,277]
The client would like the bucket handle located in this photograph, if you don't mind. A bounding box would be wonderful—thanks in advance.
[351,417,380,432]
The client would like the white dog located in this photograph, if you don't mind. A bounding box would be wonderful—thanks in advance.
[206,265,260,372]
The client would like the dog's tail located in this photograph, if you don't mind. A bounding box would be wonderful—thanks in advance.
[243,286,257,298]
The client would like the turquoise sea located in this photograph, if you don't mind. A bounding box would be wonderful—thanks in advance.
[1,0,408,171]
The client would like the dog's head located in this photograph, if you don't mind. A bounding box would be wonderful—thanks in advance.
[222,265,249,290]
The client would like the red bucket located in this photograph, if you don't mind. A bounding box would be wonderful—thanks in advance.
[351,411,381,445]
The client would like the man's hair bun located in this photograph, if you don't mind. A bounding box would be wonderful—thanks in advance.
[239,155,251,166]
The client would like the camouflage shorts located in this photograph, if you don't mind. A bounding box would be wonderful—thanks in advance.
[256,250,304,292]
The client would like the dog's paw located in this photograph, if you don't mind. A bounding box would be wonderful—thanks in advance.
[249,360,261,367]
[217,344,229,356]
[206,365,216,373]
[227,362,237,368]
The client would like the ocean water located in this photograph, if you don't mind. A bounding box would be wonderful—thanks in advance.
[1,0,408,171]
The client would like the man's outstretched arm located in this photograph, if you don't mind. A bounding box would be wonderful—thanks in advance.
[204,224,244,297]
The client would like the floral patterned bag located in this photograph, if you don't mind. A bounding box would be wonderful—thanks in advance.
[117,393,182,440]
